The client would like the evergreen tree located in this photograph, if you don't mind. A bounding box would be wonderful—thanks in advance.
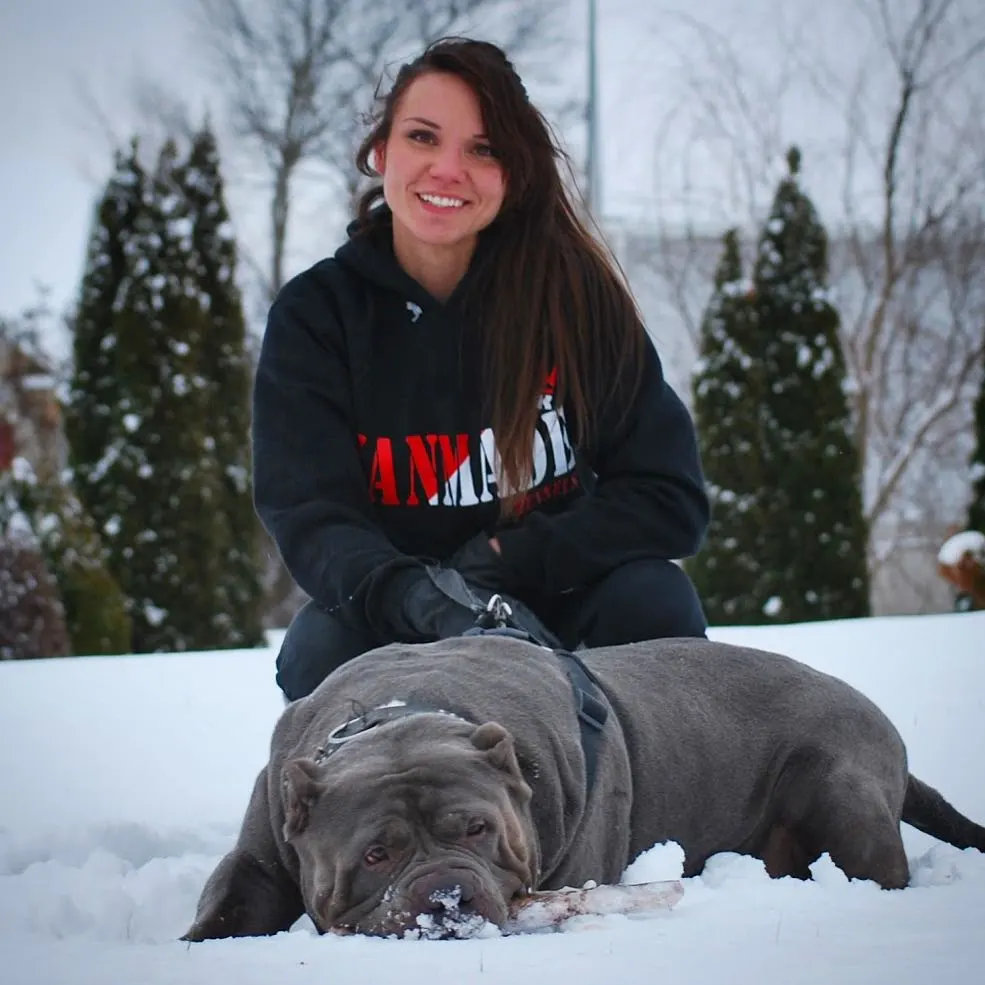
[128,136,221,651]
[751,147,870,623]
[65,140,144,503]
[687,229,772,624]
[968,345,985,533]
[178,124,266,648]
[68,138,191,651]
[67,138,159,633]
[67,130,265,652]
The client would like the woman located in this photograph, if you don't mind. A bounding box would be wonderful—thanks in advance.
[253,38,710,701]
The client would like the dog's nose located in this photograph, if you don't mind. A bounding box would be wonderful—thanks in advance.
[409,873,476,914]
[427,883,475,912]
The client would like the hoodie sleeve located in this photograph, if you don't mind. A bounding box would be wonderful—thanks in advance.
[493,337,710,595]
[251,274,424,635]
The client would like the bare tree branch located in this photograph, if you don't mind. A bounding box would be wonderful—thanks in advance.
[641,12,796,349]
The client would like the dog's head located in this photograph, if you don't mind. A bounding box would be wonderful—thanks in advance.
[280,714,538,938]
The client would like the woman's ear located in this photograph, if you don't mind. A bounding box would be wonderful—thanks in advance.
[371,141,386,175]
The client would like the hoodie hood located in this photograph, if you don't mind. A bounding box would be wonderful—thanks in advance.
[336,206,431,305]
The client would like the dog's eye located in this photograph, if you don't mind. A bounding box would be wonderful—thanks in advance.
[465,818,487,838]
[363,844,389,867]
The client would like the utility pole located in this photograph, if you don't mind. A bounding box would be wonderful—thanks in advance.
[585,0,601,217]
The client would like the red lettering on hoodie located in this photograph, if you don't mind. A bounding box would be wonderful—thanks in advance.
[366,436,399,506]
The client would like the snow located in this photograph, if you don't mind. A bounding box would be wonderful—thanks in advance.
[143,602,167,627]
[762,596,783,617]
[938,530,985,564]
[20,373,55,392]
[1,612,984,984]
[88,442,122,483]
[11,457,36,484]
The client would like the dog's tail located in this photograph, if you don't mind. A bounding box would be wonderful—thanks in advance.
[902,775,985,851]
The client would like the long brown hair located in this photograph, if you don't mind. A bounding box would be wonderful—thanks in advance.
[355,38,646,504]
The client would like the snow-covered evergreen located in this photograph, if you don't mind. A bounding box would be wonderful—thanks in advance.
[66,130,264,653]
[750,147,869,622]
[687,229,772,624]
[179,125,266,649]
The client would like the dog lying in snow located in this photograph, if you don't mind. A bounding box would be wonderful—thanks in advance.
[183,635,985,941]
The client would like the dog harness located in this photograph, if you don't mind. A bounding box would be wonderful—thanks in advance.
[462,595,610,795]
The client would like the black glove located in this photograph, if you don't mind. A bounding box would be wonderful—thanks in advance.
[400,565,560,648]
[446,533,514,593]
[398,566,482,640]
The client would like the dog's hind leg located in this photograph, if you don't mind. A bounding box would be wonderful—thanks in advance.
[760,823,813,880]
[806,767,910,890]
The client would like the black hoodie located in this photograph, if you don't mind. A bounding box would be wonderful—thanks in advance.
[252,213,709,635]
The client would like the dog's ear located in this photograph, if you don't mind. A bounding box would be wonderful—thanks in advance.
[470,721,511,755]
[471,722,533,802]
[470,722,528,791]
[281,757,324,841]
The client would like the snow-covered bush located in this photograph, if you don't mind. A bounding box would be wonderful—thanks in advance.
[1,458,130,656]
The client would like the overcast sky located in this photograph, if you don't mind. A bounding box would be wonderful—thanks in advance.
[1,2,211,344]
[0,0,946,355]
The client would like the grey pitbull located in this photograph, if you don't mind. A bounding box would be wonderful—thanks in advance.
[183,635,985,940]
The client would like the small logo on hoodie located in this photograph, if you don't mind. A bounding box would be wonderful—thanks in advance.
[406,301,423,323]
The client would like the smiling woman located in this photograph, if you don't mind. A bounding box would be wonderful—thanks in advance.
[251,37,711,702]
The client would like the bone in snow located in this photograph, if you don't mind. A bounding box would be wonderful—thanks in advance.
[504,879,684,934]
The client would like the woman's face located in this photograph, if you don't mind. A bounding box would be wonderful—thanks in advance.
[376,71,506,255]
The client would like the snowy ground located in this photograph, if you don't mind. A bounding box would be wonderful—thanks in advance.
[2,612,983,984]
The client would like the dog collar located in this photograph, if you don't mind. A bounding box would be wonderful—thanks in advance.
[314,701,471,763]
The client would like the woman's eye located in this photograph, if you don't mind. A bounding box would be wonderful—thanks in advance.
[408,129,435,144]
[473,144,497,159]
[364,844,389,866]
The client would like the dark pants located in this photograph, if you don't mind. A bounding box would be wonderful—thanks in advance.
[275,558,707,701]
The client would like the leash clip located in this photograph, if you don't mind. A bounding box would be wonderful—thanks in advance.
[475,593,513,630]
